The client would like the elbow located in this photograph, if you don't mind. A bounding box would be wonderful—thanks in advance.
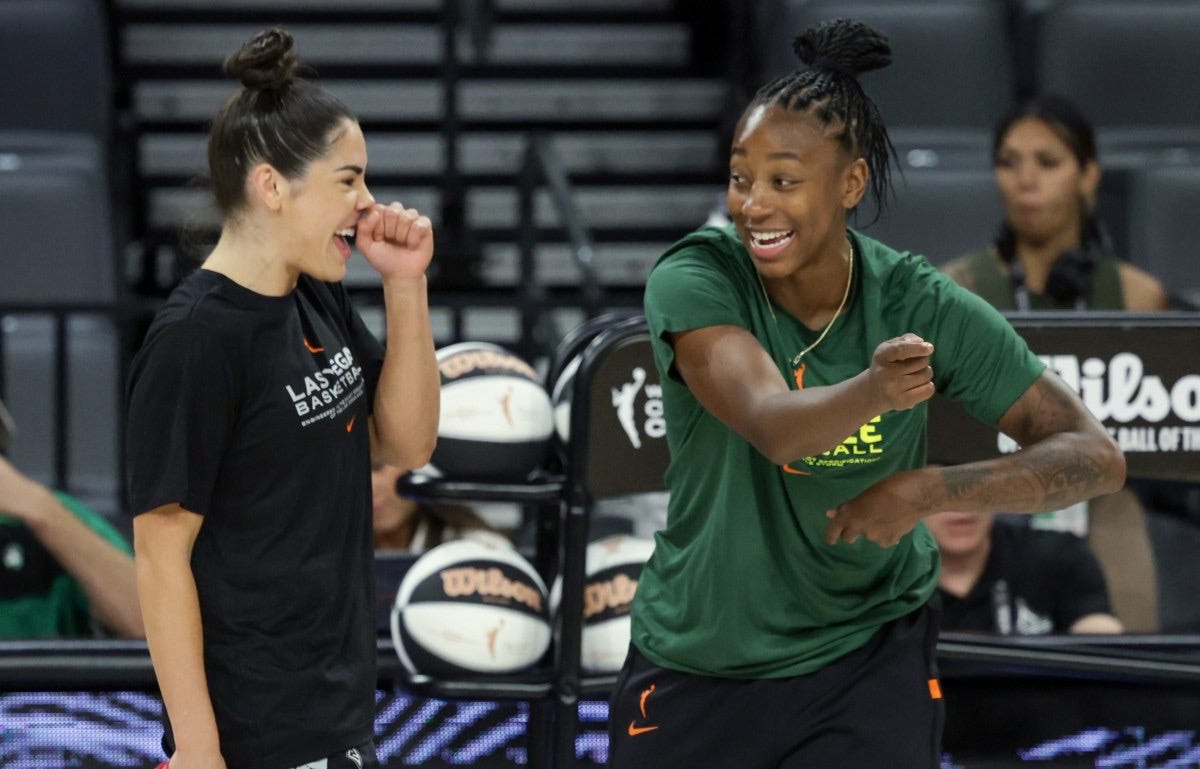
[745,428,796,467]
[383,435,438,473]
[113,608,146,640]
[405,436,438,472]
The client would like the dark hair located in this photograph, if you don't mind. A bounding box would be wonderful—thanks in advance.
[992,93,1097,169]
[992,94,1108,293]
[747,19,898,220]
[207,27,356,219]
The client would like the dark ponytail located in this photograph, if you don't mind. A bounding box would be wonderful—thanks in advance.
[750,19,898,221]
[207,27,355,220]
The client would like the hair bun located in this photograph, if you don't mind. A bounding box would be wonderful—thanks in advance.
[223,27,298,90]
[793,19,891,78]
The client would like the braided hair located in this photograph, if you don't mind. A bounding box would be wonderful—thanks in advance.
[748,19,898,220]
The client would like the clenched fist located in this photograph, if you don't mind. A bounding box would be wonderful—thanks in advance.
[866,333,935,413]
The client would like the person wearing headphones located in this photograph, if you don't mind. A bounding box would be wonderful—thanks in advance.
[941,94,1170,311]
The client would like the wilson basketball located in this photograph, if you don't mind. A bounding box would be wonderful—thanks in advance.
[552,534,656,673]
[391,540,552,677]
[432,342,554,481]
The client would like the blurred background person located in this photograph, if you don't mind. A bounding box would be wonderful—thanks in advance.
[929,507,1123,636]
[372,462,511,552]
[0,453,142,639]
[941,94,1170,311]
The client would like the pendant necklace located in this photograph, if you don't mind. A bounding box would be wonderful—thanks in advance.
[756,240,855,368]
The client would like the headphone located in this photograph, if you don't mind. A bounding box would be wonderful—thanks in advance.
[994,214,1112,311]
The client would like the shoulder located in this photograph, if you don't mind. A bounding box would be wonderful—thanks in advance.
[652,225,745,276]
[297,274,352,311]
[131,281,247,390]
[939,248,998,293]
[145,271,250,346]
[854,230,974,304]
[646,225,754,303]
[1116,261,1172,311]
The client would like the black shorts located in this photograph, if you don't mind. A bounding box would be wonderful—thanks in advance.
[607,602,944,769]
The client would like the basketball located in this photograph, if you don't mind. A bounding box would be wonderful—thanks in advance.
[551,534,656,673]
[390,540,552,677]
[432,342,554,481]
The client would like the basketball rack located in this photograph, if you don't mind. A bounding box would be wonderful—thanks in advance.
[393,315,669,769]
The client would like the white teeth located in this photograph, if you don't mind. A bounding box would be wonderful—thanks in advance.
[750,230,793,245]
[336,228,355,237]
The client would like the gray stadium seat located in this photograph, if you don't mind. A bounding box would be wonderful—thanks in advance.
[1035,1,1200,147]
[1127,164,1200,304]
[0,133,116,303]
[854,166,1001,266]
[766,0,1015,133]
[0,0,112,139]
[1145,508,1200,633]
[1,313,121,517]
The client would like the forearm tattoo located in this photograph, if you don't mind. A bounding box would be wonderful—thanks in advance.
[938,377,1117,513]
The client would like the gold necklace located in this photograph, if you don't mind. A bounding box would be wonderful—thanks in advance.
[755,240,855,368]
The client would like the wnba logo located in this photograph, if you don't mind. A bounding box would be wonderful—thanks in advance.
[611,367,664,449]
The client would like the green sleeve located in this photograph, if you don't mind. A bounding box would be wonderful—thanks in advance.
[644,239,754,382]
[644,245,750,338]
[921,267,1046,426]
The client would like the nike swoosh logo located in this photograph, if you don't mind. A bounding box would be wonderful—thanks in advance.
[303,337,325,354]
[627,722,659,736]
[345,415,356,432]
[782,463,811,475]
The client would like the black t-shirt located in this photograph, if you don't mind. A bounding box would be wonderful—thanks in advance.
[938,522,1113,635]
[126,270,385,769]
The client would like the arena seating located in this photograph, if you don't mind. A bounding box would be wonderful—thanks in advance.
[1033,0,1200,149]
[1127,164,1200,307]
[0,1,121,514]
[0,0,113,140]
[767,0,1015,135]
[854,166,1001,265]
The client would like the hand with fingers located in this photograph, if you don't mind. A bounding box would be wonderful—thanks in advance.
[866,333,935,413]
[824,469,930,548]
[355,201,434,281]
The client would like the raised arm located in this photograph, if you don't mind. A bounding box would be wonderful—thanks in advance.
[356,202,440,470]
[134,504,226,769]
[0,456,142,638]
[671,325,935,464]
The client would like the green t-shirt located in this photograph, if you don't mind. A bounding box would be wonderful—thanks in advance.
[636,225,1045,678]
[0,492,132,639]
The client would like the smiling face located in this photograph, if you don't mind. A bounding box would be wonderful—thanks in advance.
[726,104,866,279]
[278,117,376,283]
[994,117,1099,247]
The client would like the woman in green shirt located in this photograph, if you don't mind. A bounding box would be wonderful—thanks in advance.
[608,19,1126,769]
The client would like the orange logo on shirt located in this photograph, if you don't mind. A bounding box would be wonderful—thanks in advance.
[793,361,806,389]
[345,415,356,432]
[303,336,325,354]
